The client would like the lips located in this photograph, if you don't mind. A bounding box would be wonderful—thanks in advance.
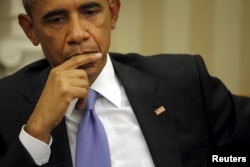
[65,50,98,60]
[64,50,100,70]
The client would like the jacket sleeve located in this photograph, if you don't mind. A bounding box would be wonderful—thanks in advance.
[195,55,250,152]
[0,136,38,167]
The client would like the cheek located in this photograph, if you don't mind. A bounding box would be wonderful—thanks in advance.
[39,33,66,66]
[89,18,112,54]
[98,29,111,54]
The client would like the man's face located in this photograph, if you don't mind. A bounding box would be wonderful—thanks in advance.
[21,0,119,77]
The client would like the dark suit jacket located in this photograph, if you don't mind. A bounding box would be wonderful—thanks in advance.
[0,53,249,167]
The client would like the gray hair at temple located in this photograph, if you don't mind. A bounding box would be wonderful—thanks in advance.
[22,0,33,16]
[22,0,113,17]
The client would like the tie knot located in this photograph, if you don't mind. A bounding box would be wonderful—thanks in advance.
[85,89,98,111]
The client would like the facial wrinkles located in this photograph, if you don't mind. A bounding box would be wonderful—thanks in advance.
[58,0,76,63]
[62,0,107,61]
[30,10,65,65]
[44,0,84,64]
[63,45,100,61]
[61,15,99,61]
[33,0,110,65]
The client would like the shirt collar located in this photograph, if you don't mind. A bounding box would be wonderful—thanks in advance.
[91,54,121,108]
[66,54,121,117]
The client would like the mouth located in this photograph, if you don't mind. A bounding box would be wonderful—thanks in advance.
[65,51,98,59]
[65,51,99,67]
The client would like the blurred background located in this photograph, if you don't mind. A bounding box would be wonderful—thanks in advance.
[0,0,249,95]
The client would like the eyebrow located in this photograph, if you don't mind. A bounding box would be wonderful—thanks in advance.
[42,9,68,20]
[42,2,102,20]
[78,1,102,11]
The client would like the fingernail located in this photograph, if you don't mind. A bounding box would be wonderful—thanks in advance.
[94,53,102,57]
[75,104,84,111]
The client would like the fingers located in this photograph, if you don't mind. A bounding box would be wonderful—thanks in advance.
[58,52,102,70]
[48,68,90,100]
[52,53,102,110]
[50,68,88,82]
[26,54,102,141]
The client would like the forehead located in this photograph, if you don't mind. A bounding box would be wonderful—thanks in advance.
[32,0,106,5]
[31,0,107,14]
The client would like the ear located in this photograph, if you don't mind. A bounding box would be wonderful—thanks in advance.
[18,14,40,46]
[109,0,120,29]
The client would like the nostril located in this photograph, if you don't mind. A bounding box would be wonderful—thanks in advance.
[68,28,89,45]
[67,17,90,45]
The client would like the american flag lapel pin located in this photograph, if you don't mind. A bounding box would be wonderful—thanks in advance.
[154,106,166,116]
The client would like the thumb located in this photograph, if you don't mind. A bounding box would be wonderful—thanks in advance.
[75,98,86,110]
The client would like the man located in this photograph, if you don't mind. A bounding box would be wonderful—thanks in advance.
[0,0,249,166]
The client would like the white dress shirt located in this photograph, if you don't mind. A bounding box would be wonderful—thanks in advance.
[19,54,155,167]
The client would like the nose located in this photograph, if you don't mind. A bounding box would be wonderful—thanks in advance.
[67,15,89,45]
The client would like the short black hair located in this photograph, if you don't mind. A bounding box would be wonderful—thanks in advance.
[22,0,112,17]
[22,0,32,16]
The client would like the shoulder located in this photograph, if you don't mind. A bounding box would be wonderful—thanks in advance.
[110,52,203,65]
[0,59,50,91]
[109,52,207,75]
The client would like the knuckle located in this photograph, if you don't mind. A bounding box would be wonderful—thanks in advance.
[59,83,70,95]
[79,70,87,78]
[82,88,88,97]
[50,68,61,77]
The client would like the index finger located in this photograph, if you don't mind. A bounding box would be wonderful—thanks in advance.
[57,53,102,70]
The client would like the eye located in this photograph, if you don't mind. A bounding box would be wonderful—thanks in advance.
[85,10,95,15]
[47,16,66,24]
[82,8,101,17]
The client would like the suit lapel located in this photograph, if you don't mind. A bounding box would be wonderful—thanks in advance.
[20,56,182,166]
[111,57,182,167]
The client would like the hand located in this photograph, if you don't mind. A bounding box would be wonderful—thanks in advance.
[25,53,102,143]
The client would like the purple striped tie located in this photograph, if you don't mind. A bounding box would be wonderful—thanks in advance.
[76,89,111,167]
